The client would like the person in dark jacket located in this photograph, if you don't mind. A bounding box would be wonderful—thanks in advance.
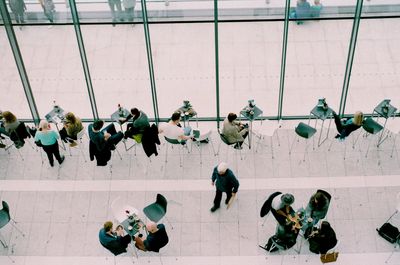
[305,191,330,222]
[141,124,160,157]
[210,162,240,212]
[122,108,150,139]
[308,221,337,254]
[134,222,169,252]
[89,140,111,166]
[88,120,123,152]
[332,110,363,139]
[99,221,131,255]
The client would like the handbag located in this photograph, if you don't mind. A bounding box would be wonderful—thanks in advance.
[320,252,339,263]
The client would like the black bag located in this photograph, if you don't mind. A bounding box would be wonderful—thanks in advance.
[377,223,400,244]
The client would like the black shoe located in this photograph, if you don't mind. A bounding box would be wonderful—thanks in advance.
[109,144,116,151]
[210,205,220,212]
[58,155,65,165]
[334,134,340,139]
[0,143,5,148]
[50,162,54,167]
[234,144,242,150]
[225,198,230,205]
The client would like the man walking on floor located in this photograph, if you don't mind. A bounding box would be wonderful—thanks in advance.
[210,162,239,212]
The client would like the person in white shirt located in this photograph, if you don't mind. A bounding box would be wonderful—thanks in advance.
[158,112,193,142]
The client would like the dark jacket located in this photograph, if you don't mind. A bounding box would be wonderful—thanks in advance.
[89,140,111,166]
[144,224,169,252]
[142,124,160,157]
[211,167,239,193]
[88,124,107,152]
[309,226,337,254]
[99,228,129,256]
[9,122,30,144]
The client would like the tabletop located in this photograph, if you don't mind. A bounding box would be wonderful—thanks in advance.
[240,105,263,121]
[176,105,197,118]
[121,214,142,237]
[374,99,397,119]
[111,107,130,124]
[310,105,333,120]
[45,106,66,124]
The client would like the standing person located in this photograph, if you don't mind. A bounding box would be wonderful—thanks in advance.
[9,0,26,24]
[222,113,248,149]
[210,162,240,212]
[134,221,169,252]
[34,120,65,167]
[108,0,123,23]
[59,112,83,147]
[88,120,123,152]
[332,110,364,140]
[123,0,136,22]
[39,0,56,23]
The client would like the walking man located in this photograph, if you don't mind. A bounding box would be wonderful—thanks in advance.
[210,162,239,212]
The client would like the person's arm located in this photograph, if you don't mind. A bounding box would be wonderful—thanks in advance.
[211,168,217,185]
[228,170,239,194]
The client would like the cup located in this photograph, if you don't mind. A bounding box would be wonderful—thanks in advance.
[128,226,133,231]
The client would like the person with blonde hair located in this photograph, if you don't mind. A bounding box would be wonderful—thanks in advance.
[134,221,169,252]
[332,110,364,139]
[34,120,64,167]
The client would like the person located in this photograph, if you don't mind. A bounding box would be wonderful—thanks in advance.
[88,120,124,152]
[270,193,297,226]
[265,222,299,252]
[108,0,123,23]
[99,221,131,255]
[59,112,83,147]
[311,0,323,18]
[158,112,192,143]
[123,108,150,139]
[290,0,311,24]
[221,113,248,149]
[332,110,364,140]
[39,0,56,23]
[34,120,65,167]
[134,221,169,252]
[308,221,337,254]
[9,0,26,24]
[305,191,329,222]
[210,162,240,212]
[123,0,136,22]
[0,111,25,148]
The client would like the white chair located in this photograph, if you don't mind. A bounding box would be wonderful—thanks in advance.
[164,136,189,167]
[385,117,400,158]
[68,127,87,162]
[191,130,216,164]
[109,148,123,173]
[289,122,317,161]
[251,119,282,158]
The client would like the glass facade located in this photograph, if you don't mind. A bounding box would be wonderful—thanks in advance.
[1,0,400,123]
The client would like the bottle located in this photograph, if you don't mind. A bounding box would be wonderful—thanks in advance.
[53,100,60,113]
[118,104,123,117]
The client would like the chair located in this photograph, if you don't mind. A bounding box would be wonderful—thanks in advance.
[68,127,87,162]
[384,117,400,158]
[0,201,25,259]
[360,117,384,157]
[143,194,173,229]
[164,136,188,167]
[252,119,282,158]
[191,130,216,164]
[260,191,282,226]
[289,122,317,161]
[110,148,123,174]
[123,134,142,155]
[218,132,243,160]
[2,122,34,160]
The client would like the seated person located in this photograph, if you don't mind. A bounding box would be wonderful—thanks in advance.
[88,120,123,152]
[290,0,311,24]
[221,113,248,149]
[134,222,169,252]
[99,221,131,255]
[270,193,296,226]
[308,221,337,254]
[0,111,24,148]
[59,112,83,147]
[265,222,299,252]
[158,112,192,143]
[123,108,150,139]
[333,110,363,139]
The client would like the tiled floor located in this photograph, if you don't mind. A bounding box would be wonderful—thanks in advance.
[1,124,400,265]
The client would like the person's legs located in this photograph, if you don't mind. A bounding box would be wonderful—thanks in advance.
[125,7,134,22]
[225,191,232,205]
[116,0,123,21]
[50,142,64,164]
[213,189,223,208]
[109,132,124,146]
[108,0,117,21]
[42,145,55,166]
[333,112,344,134]
[103,123,117,135]
[134,237,147,251]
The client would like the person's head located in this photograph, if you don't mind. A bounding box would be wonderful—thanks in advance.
[65,112,76,124]
[146,221,158,233]
[217,162,228,175]
[103,221,113,232]
[227,113,237,123]
[39,120,50,131]
[171,112,181,123]
[130,108,140,117]
[314,0,320,4]
[2,111,16,123]
[353,111,364,126]
[281,193,295,206]
[319,221,331,233]
[312,191,327,207]
[92,120,104,131]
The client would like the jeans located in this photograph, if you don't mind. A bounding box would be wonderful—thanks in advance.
[42,142,62,166]
[213,189,232,207]
[108,0,123,21]
[102,123,123,148]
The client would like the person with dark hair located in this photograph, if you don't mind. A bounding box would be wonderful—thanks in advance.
[306,191,329,221]
[158,112,192,142]
[221,113,248,149]
[122,108,150,139]
[99,221,131,255]
[88,119,123,152]
[308,221,337,254]
[134,221,169,252]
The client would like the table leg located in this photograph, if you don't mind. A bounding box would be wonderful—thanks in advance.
[249,121,253,149]
[377,119,388,147]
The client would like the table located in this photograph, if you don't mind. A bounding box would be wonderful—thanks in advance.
[309,104,333,147]
[373,99,398,146]
[175,105,198,128]
[45,105,66,150]
[240,105,263,149]
[111,107,130,132]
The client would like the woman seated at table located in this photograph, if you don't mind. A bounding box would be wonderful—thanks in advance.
[59,112,83,147]
[308,221,337,254]
[99,221,131,255]
[222,113,248,149]
[134,221,169,252]
[0,111,25,148]
[332,110,364,140]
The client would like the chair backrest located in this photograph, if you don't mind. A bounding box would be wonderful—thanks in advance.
[164,136,180,145]
[260,191,282,217]
[295,122,317,139]
[317,189,332,202]
[156,194,168,213]
[198,130,212,142]
[0,201,11,229]
[77,127,86,140]
[219,133,234,146]
[362,117,384,135]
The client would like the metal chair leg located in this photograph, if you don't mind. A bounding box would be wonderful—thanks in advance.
[10,219,25,237]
